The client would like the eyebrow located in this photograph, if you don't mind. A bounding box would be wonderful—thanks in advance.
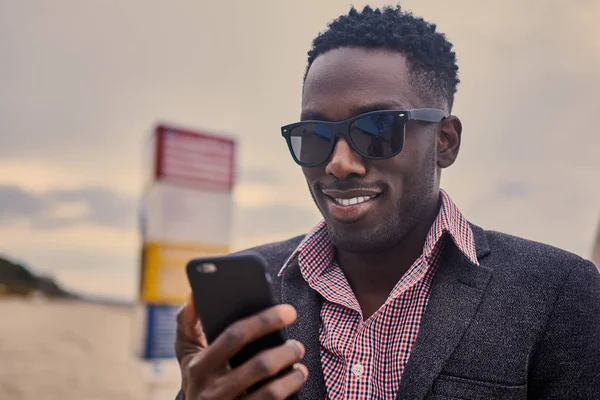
[300,100,407,121]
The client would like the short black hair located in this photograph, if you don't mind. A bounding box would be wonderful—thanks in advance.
[304,5,459,111]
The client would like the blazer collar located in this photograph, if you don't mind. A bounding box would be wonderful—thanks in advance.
[280,257,326,400]
[471,223,491,260]
[395,223,493,400]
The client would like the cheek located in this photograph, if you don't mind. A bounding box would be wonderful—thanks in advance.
[302,167,322,189]
[376,138,434,190]
[402,128,436,168]
[381,145,425,176]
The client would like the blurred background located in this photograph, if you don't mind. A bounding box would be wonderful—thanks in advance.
[1,0,599,399]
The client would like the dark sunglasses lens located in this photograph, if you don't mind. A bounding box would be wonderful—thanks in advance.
[349,114,404,158]
[288,123,333,165]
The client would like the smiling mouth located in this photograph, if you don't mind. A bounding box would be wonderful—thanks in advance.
[320,190,383,223]
[331,194,379,206]
[319,186,384,222]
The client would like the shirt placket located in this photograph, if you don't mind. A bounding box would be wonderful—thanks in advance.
[345,321,372,398]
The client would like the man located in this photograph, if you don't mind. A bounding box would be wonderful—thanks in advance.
[175,5,600,399]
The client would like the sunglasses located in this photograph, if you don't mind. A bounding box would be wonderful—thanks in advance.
[281,108,447,167]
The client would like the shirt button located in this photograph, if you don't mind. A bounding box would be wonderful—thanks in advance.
[351,363,364,377]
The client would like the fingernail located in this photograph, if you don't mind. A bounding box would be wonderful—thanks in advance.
[287,340,305,359]
[281,304,298,320]
[293,363,308,381]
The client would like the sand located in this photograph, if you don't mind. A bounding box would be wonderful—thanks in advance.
[0,299,181,400]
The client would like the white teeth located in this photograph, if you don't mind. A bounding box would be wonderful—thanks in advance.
[334,195,376,206]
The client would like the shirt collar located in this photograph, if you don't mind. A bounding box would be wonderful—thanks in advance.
[428,189,479,266]
[278,189,479,277]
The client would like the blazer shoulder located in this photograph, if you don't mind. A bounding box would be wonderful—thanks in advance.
[484,229,586,263]
[231,234,306,275]
[481,228,596,282]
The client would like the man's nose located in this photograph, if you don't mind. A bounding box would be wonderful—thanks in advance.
[325,138,366,179]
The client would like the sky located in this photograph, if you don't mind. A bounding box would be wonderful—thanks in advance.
[1,0,599,300]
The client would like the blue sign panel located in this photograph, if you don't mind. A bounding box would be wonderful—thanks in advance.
[143,304,180,359]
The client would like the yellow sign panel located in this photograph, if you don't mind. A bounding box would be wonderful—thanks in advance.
[141,241,229,304]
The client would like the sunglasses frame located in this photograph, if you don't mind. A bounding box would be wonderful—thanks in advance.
[281,108,447,167]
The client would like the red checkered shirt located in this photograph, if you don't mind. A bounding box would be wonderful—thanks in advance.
[278,190,478,399]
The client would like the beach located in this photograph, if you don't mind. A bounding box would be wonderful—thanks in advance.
[0,298,180,400]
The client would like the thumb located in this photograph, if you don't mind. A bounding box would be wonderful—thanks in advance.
[185,294,207,346]
[175,294,207,362]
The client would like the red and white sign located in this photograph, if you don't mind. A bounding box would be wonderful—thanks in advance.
[154,124,236,191]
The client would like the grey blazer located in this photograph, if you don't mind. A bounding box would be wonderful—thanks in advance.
[177,224,600,399]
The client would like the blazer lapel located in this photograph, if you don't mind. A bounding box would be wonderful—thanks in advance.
[396,226,493,400]
[280,258,326,400]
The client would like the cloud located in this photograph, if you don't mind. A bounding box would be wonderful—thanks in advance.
[48,187,137,229]
[0,181,320,239]
[0,184,136,230]
[0,185,44,219]
[496,181,529,199]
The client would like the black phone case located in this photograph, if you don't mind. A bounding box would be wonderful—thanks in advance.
[186,252,287,368]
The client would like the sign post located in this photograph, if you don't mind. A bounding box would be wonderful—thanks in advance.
[137,123,236,397]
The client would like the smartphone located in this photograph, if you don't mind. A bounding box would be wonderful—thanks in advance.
[186,252,287,369]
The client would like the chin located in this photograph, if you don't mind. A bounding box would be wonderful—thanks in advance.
[326,221,405,254]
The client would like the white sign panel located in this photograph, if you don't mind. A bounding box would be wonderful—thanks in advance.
[144,182,233,246]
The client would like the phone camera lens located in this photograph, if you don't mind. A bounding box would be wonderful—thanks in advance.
[198,263,217,273]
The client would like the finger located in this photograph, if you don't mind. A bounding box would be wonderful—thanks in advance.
[198,304,297,373]
[214,340,305,397]
[175,296,207,362]
[177,294,205,341]
[182,293,197,329]
[244,363,308,400]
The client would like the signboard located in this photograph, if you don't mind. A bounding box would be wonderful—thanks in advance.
[141,241,228,304]
[154,124,235,192]
[138,123,236,362]
[144,182,233,245]
[141,304,180,359]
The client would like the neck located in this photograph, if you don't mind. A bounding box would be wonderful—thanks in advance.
[336,194,441,319]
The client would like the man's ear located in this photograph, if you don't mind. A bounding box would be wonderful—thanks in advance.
[437,115,462,169]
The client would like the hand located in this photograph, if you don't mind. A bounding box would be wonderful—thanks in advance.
[175,295,308,399]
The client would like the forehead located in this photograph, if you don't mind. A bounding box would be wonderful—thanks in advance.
[302,47,420,121]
